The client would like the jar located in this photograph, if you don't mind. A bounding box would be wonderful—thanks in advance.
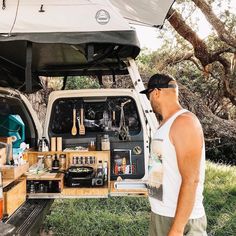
[101,134,110,151]
[59,154,66,170]
[37,155,44,169]
[45,155,52,170]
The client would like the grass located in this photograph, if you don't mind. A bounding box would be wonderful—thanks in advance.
[42,197,150,236]
[204,162,236,236]
[42,161,236,236]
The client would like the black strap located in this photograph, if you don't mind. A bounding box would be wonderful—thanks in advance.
[2,0,6,10]
[25,41,33,93]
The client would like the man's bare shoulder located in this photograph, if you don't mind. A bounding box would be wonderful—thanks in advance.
[172,111,202,130]
[170,111,203,144]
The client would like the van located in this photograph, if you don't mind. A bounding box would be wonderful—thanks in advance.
[0,0,174,233]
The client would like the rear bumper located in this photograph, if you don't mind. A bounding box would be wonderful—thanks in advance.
[1,199,53,236]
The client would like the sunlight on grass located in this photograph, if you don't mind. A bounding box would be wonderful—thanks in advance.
[42,161,236,236]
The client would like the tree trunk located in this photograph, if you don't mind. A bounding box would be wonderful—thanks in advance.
[179,84,236,164]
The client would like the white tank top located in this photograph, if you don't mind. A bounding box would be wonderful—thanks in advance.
[147,109,205,219]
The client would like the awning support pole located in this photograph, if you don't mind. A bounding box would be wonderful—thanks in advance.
[127,58,158,137]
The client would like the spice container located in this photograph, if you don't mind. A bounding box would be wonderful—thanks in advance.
[72,156,77,165]
[59,154,66,170]
[101,134,110,151]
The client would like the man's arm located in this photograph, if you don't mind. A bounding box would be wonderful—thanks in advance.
[168,113,204,236]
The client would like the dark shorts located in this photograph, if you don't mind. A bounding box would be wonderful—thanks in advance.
[149,212,207,236]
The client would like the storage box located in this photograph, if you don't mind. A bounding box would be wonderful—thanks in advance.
[0,146,6,166]
[111,149,133,180]
[3,178,26,216]
[0,162,29,180]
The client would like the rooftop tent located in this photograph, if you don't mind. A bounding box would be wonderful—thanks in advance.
[0,0,175,93]
[110,0,175,27]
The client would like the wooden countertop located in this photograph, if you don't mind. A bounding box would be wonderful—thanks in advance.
[26,172,64,181]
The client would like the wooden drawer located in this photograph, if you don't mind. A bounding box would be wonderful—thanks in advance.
[3,178,26,216]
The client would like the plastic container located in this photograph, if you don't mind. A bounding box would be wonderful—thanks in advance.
[101,134,110,151]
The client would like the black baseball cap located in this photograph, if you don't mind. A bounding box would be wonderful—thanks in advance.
[140,73,177,94]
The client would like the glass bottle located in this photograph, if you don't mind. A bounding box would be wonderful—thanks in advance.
[103,110,109,127]
[52,154,60,171]
[103,161,108,181]
[112,111,116,128]
[97,160,103,177]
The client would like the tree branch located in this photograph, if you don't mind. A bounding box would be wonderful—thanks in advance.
[167,8,236,99]
[167,8,212,66]
[191,0,236,48]
[156,51,193,71]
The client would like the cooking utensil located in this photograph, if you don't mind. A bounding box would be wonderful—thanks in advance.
[79,107,85,135]
[77,116,81,130]
[71,108,77,135]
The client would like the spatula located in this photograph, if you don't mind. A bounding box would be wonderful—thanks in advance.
[71,108,77,136]
[79,107,85,135]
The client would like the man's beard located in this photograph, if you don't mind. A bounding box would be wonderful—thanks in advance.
[156,113,163,122]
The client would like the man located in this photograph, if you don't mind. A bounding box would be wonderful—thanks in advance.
[140,74,207,236]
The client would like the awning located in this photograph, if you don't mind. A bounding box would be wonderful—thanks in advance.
[109,0,175,27]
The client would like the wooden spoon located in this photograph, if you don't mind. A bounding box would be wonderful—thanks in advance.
[79,107,85,135]
[71,108,77,136]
